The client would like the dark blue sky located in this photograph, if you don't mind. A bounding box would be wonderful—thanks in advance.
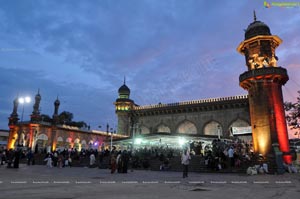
[0,0,299,136]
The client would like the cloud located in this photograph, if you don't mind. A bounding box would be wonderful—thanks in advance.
[0,0,299,133]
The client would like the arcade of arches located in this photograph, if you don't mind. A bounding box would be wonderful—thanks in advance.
[135,118,250,137]
[7,123,122,152]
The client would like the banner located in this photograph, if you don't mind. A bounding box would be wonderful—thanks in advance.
[232,126,252,135]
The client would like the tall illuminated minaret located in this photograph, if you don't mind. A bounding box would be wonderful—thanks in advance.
[114,78,134,136]
[237,12,291,163]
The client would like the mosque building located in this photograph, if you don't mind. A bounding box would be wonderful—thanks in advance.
[114,12,291,164]
[7,91,123,152]
[7,13,291,165]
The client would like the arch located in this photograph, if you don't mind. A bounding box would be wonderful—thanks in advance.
[81,140,87,150]
[57,137,63,142]
[74,138,81,150]
[56,136,64,151]
[157,124,171,133]
[88,140,94,149]
[74,138,80,143]
[140,126,150,134]
[37,134,48,140]
[203,121,223,136]
[228,118,250,136]
[36,134,48,151]
[176,120,197,134]
[229,118,250,128]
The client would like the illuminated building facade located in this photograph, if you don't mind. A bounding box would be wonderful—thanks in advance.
[115,13,291,164]
[237,12,291,163]
[7,91,120,152]
[115,81,251,140]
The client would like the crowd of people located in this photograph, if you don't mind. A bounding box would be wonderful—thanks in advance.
[1,138,299,175]
[203,138,253,171]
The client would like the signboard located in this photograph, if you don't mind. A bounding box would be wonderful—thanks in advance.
[232,126,252,135]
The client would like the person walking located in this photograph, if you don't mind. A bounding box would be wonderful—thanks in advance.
[228,146,234,168]
[181,149,191,178]
[110,153,117,174]
[27,149,33,165]
[89,153,95,168]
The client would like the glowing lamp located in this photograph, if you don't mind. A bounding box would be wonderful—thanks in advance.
[178,137,186,147]
[134,138,142,145]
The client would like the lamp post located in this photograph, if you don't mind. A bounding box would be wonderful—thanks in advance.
[19,96,31,122]
[110,127,115,152]
[131,122,139,150]
[17,96,31,146]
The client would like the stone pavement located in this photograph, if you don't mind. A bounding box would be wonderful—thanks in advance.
[0,164,299,199]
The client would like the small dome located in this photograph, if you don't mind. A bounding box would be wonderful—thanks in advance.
[245,20,271,40]
[118,84,130,95]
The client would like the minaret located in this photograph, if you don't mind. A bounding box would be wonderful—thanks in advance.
[31,89,42,122]
[52,96,60,124]
[114,78,134,136]
[237,12,291,164]
[7,97,20,149]
[8,97,19,125]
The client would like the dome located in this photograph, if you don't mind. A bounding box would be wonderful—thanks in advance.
[118,84,130,95]
[244,12,271,40]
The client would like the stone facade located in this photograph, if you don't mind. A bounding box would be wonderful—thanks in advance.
[115,90,250,138]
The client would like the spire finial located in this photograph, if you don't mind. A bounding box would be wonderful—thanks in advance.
[124,76,126,85]
[37,88,40,94]
[253,10,257,21]
[56,95,59,100]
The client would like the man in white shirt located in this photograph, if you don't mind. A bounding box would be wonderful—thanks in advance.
[181,149,191,178]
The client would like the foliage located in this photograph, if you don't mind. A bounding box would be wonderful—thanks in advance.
[284,91,300,133]
[56,111,88,129]
[66,121,88,129]
[41,114,52,123]
[58,111,73,123]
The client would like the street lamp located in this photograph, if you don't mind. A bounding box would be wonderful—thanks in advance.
[19,96,31,122]
[110,127,113,151]
[110,127,116,152]
[131,123,139,150]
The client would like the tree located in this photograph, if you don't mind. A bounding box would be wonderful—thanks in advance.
[284,91,300,135]
[58,111,73,124]
[67,121,88,129]
[41,114,52,123]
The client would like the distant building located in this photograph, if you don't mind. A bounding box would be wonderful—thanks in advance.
[0,129,9,147]
[7,91,124,152]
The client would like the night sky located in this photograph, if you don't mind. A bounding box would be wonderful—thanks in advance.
[0,0,299,137]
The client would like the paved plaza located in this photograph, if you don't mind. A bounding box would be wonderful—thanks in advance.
[0,164,299,199]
